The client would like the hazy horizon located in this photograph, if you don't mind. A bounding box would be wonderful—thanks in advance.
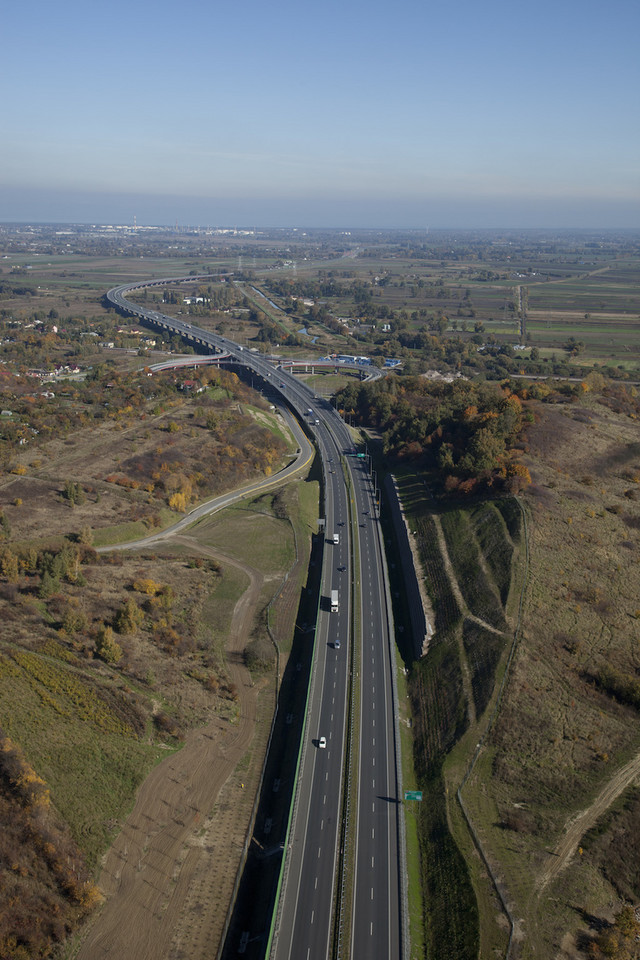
[1,186,638,232]
[3,0,638,230]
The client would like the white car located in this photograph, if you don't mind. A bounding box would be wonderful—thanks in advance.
[318,736,327,749]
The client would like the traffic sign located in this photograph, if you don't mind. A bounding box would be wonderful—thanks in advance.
[404,791,423,801]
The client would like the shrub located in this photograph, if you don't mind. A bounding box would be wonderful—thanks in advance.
[132,578,161,595]
[153,711,182,739]
[593,665,640,710]
[244,637,276,671]
[113,598,144,635]
[95,625,123,664]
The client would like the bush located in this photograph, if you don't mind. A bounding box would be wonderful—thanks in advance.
[244,637,276,671]
[594,665,640,710]
[132,578,161,595]
[114,598,144,635]
[95,625,123,664]
[153,711,182,739]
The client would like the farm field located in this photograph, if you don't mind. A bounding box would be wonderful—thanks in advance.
[2,225,639,376]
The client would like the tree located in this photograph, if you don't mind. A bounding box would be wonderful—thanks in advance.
[0,548,19,583]
[463,427,506,476]
[78,525,93,546]
[63,601,88,635]
[587,906,640,959]
[39,569,60,598]
[0,511,10,540]
[95,625,123,663]
[114,598,144,635]
[169,491,187,512]
[63,481,85,506]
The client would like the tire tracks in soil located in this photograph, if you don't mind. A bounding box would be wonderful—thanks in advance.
[76,537,267,960]
[536,748,640,894]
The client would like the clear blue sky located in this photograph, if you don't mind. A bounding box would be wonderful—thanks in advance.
[2,0,638,228]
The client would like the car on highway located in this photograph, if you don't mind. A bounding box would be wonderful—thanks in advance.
[318,736,327,749]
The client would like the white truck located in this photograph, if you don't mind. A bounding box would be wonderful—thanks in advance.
[331,590,339,613]
[333,533,339,545]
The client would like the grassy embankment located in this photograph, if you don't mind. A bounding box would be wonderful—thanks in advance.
[395,472,526,959]
[451,393,640,959]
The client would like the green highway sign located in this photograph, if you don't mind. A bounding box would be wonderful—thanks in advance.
[404,791,423,801]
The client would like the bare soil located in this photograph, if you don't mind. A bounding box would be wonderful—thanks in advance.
[75,539,271,960]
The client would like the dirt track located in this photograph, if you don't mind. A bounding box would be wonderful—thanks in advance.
[76,539,267,960]
[536,748,640,893]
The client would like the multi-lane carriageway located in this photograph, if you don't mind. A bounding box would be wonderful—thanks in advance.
[106,278,407,960]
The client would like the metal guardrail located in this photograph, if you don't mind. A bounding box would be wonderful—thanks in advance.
[334,455,359,960]
[265,452,326,959]
[108,275,405,956]
[333,433,409,960]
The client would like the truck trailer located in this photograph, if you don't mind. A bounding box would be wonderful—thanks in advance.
[331,590,339,613]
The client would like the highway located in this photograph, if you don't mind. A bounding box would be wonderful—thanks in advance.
[349,451,402,959]
[105,278,405,960]
[272,414,351,960]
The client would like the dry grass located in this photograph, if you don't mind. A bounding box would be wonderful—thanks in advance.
[461,392,640,958]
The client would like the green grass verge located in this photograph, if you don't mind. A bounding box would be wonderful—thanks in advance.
[408,634,478,960]
[92,508,180,547]
[0,658,171,869]
[439,508,506,632]
[192,501,294,573]
[395,644,425,960]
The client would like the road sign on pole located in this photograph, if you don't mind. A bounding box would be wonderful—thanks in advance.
[404,790,423,801]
